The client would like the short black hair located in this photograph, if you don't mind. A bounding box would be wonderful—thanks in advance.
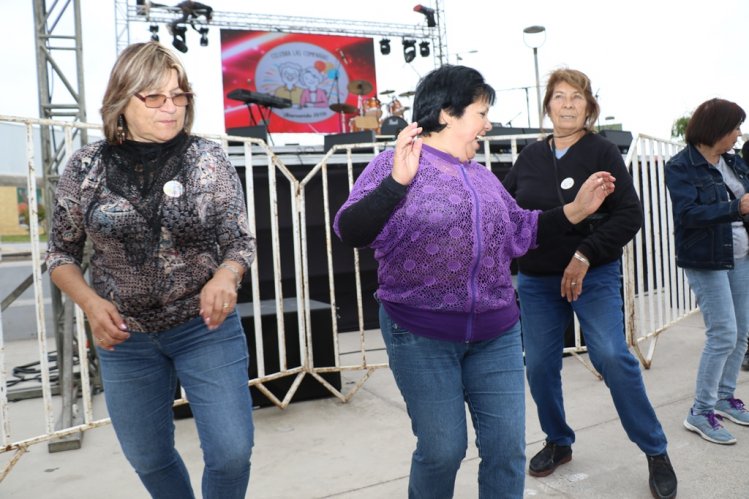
[412,65,495,136]
[685,98,745,147]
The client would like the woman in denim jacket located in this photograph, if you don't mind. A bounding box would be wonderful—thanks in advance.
[665,98,749,445]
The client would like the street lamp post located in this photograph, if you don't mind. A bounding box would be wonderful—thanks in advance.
[523,25,546,129]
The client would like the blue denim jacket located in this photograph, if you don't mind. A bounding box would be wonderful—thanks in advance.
[665,143,749,269]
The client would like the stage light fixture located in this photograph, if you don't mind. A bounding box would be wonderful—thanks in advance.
[402,39,417,63]
[199,27,209,47]
[379,39,391,55]
[413,4,436,28]
[149,24,159,42]
[419,41,430,57]
[172,25,188,53]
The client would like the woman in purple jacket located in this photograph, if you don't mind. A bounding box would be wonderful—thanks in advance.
[333,65,614,498]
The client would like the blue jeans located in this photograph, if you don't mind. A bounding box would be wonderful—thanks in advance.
[685,255,749,413]
[518,261,667,456]
[97,312,254,499]
[379,305,526,499]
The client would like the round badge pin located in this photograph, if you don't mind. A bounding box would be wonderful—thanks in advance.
[561,177,574,190]
[163,180,184,198]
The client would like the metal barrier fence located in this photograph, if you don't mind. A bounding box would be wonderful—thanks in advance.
[622,134,698,368]
[0,116,696,481]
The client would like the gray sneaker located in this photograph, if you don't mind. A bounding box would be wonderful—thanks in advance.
[683,410,736,444]
[715,398,749,426]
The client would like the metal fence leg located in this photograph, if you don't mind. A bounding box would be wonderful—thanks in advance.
[48,299,83,452]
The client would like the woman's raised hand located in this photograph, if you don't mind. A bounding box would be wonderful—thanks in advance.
[391,122,423,186]
[564,171,616,224]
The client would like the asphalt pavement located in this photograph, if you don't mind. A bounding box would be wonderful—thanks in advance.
[2,310,749,498]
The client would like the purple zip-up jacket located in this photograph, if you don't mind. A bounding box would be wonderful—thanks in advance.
[334,145,542,341]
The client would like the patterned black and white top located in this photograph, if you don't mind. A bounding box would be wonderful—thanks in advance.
[47,135,255,333]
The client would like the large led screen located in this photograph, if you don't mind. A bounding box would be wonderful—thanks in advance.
[221,30,377,134]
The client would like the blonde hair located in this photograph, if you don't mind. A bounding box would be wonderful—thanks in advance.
[542,68,600,131]
[100,42,194,143]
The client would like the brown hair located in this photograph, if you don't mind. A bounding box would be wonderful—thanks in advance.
[542,68,600,131]
[685,98,745,147]
[100,42,194,143]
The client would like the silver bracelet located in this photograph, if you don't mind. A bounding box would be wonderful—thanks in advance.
[573,251,590,266]
[218,262,242,289]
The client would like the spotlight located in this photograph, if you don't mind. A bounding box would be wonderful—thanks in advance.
[413,4,436,28]
[199,27,209,47]
[379,38,391,55]
[172,25,188,53]
[149,24,159,42]
[419,41,430,57]
[402,39,416,63]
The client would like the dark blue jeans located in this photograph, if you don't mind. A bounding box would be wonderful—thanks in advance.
[97,312,254,499]
[518,261,667,456]
[380,305,526,499]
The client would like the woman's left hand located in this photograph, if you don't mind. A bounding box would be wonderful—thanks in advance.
[561,257,589,302]
[391,122,423,185]
[199,273,238,331]
[564,171,616,224]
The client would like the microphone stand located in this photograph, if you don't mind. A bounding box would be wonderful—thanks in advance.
[329,57,346,133]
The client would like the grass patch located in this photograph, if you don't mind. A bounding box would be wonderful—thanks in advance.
[0,234,48,244]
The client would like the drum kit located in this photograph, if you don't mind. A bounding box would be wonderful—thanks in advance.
[328,80,412,135]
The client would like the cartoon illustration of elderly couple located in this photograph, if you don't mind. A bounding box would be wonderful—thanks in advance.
[273,62,329,109]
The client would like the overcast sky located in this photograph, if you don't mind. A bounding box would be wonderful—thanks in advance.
[2,0,748,145]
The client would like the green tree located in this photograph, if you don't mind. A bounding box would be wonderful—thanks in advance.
[19,203,46,226]
[671,115,690,140]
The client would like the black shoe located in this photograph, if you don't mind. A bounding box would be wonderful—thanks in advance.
[741,353,749,371]
[647,453,677,499]
[528,442,572,477]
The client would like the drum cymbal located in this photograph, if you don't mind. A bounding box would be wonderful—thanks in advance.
[348,80,373,95]
[398,90,415,98]
[380,89,395,95]
[329,103,358,114]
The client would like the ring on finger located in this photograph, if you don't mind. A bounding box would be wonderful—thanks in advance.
[571,282,577,286]
[222,302,230,309]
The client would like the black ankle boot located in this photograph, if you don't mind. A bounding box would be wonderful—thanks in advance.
[647,453,677,499]
[528,442,572,477]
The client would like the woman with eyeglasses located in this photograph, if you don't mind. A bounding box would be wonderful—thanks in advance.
[46,42,255,499]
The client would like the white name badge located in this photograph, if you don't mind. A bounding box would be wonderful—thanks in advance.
[163,180,184,198]
[561,177,574,190]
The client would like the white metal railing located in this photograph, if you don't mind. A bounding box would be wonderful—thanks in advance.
[622,134,698,368]
[0,116,695,481]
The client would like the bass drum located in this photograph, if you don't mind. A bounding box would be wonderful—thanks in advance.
[380,116,408,137]
[350,115,380,133]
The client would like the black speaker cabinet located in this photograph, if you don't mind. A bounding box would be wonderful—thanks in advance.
[323,130,376,153]
[234,161,381,333]
[237,298,341,407]
[599,129,634,153]
[227,125,268,142]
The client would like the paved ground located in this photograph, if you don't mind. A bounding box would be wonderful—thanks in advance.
[2,307,749,498]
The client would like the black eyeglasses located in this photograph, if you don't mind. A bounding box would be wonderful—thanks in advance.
[134,92,193,108]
